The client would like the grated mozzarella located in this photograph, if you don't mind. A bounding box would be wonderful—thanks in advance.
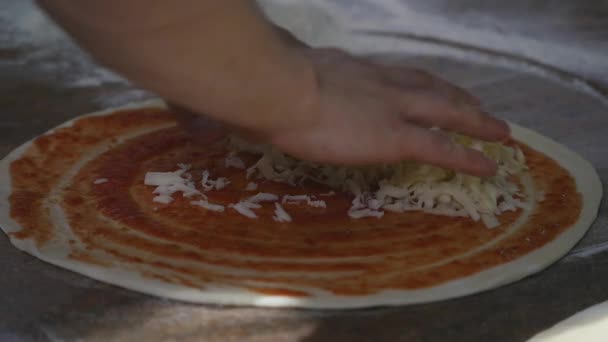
[201,170,231,191]
[247,192,279,203]
[144,133,530,228]
[152,195,174,204]
[245,182,258,191]
[348,208,384,219]
[145,165,200,203]
[229,202,258,218]
[307,199,327,208]
[282,195,326,208]
[191,199,225,212]
[214,177,230,190]
[145,172,185,187]
[93,178,108,184]
[229,134,530,228]
[225,152,246,169]
[273,202,292,222]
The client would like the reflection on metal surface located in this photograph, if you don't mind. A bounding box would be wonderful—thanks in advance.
[356,29,608,103]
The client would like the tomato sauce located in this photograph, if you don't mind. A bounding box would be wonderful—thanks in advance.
[8,108,583,297]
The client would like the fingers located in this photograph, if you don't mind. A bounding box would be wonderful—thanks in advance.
[434,80,481,108]
[381,67,509,142]
[168,103,227,145]
[384,86,509,141]
[385,124,498,176]
[384,66,481,107]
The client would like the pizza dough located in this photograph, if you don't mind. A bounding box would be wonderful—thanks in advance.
[529,301,608,341]
[0,100,601,308]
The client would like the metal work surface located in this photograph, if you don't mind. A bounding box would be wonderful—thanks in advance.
[1,1,607,341]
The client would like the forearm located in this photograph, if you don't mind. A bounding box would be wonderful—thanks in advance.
[37,0,316,132]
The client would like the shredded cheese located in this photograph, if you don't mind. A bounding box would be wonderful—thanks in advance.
[201,170,230,191]
[348,208,384,219]
[191,199,225,212]
[307,199,327,208]
[144,133,530,228]
[151,195,173,204]
[247,192,279,203]
[144,165,200,203]
[225,152,246,169]
[273,202,292,222]
[229,134,529,227]
[93,178,108,184]
[282,195,326,208]
[245,182,258,191]
[229,202,258,218]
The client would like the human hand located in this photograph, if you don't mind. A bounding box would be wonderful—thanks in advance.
[172,28,508,176]
[38,0,505,176]
[265,47,509,176]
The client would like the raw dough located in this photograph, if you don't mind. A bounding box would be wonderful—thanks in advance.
[0,100,602,308]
